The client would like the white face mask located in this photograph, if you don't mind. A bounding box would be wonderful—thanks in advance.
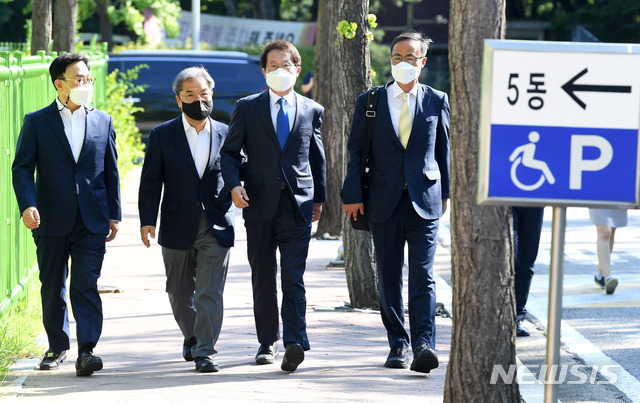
[63,81,93,106]
[266,68,297,92]
[391,62,420,85]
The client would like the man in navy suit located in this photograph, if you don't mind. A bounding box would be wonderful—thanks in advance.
[221,40,326,372]
[342,31,450,374]
[12,53,121,376]
[138,67,235,373]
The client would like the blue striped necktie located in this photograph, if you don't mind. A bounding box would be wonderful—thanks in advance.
[276,98,289,149]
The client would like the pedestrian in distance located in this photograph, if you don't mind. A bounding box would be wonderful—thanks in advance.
[589,207,625,294]
[12,53,121,376]
[221,39,326,372]
[342,30,450,374]
[512,206,545,337]
[138,67,236,373]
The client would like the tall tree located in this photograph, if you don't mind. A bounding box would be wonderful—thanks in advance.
[313,0,342,238]
[94,0,114,49]
[31,0,52,54]
[53,0,78,53]
[338,0,378,309]
[445,1,519,401]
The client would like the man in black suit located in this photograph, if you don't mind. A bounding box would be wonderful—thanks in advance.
[138,67,235,372]
[342,31,450,373]
[12,53,121,376]
[221,40,326,372]
[512,206,544,337]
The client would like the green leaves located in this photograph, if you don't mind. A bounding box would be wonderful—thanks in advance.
[336,20,358,39]
[336,13,378,42]
[104,65,147,177]
[367,13,378,28]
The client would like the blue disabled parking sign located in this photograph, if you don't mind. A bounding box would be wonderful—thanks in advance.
[478,40,640,208]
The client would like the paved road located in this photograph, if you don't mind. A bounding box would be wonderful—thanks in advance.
[437,206,640,403]
[5,167,640,402]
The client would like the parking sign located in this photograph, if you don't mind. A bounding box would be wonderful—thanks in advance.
[477,40,640,207]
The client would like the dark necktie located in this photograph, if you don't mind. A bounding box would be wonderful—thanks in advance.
[276,97,289,149]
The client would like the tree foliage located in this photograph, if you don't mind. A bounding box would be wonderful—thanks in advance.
[104,65,147,178]
[78,0,181,40]
[506,0,640,42]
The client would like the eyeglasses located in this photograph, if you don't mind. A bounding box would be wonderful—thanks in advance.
[391,56,425,66]
[266,61,297,72]
[61,77,96,86]
[180,91,213,102]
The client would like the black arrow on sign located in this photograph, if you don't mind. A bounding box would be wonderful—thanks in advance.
[561,68,632,109]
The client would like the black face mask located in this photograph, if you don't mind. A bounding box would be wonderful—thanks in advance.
[181,98,213,121]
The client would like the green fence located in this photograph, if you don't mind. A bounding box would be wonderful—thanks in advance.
[0,44,108,315]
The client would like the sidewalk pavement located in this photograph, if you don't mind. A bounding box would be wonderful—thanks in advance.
[6,167,453,402]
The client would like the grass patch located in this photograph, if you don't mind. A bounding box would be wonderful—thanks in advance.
[0,278,44,382]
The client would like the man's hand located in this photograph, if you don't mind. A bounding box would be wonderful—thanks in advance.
[140,225,156,248]
[231,186,249,209]
[442,199,448,214]
[21,206,40,229]
[342,203,364,221]
[312,203,323,222]
[106,220,119,242]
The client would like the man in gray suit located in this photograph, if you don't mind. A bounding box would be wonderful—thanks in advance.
[221,40,326,372]
[138,67,235,372]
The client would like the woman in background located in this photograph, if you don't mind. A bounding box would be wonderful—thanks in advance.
[589,208,626,294]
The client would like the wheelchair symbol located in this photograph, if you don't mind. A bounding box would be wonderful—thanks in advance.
[509,131,555,191]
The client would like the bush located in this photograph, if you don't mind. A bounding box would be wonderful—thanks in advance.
[104,65,148,179]
[0,280,44,383]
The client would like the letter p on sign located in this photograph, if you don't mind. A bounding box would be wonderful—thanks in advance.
[570,135,613,190]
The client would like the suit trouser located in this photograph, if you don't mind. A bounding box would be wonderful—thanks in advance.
[245,189,312,350]
[161,211,230,358]
[370,190,439,352]
[512,206,544,322]
[33,211,106,354]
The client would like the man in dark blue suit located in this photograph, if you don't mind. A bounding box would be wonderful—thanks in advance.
[342,31,450,374]
[138,67,235,373]
[221,40,326,372]
[12,53,121,376]
[512,206,544,337]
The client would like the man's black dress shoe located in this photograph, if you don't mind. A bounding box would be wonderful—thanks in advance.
[38,348,67,370]
[195,356,220,373]
[75,352,103,376]
[410,344,439,373]
[516,321,530,337]
[281,343,304,372]
[183,337,197,361]
[384,347,408,369]
[255,342,279,365]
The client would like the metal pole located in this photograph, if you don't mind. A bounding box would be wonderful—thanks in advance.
[544,206,566,403]
[192,0,200,50]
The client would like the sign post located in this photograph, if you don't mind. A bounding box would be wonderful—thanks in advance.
[478,40,640,403]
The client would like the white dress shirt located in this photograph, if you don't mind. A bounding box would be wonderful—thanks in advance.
[181,114,211,178]
[56,97,85,162]
[387,82,418,138]
[269,89,296,133]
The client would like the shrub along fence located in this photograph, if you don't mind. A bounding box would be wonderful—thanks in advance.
[0,44,108,315]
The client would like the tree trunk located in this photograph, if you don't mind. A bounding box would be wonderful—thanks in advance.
[223,0,236,16]
[52,0,78,53]
[338,0,378,309]
[255,0,279,20]
[95,0,114,51]
[445,1,520,402]
[313,0,343,238]
[31,0,52,55]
